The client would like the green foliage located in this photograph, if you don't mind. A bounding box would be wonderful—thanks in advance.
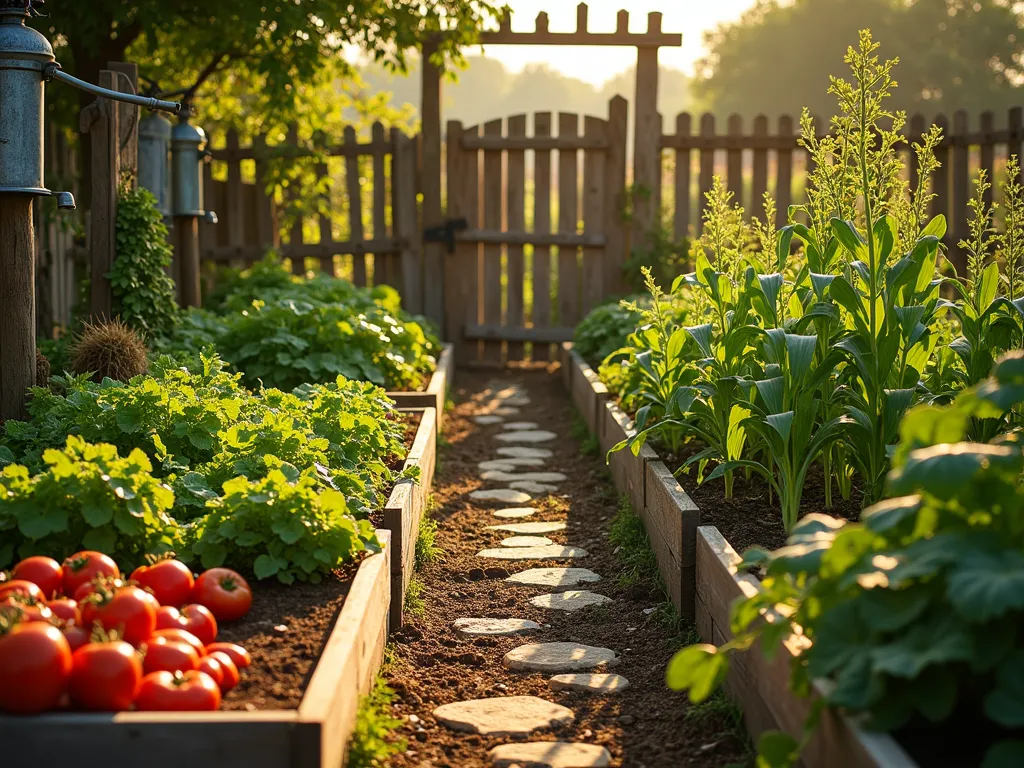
[414,511,441,570]
[664,350,1024,767]
[110,184,179,340]
[346,677,407,768]
[0,437,178,569]
[573,300,644,366]
[192,466,377,584]
[623,217,691,296]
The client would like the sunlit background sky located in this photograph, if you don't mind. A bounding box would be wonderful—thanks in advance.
[473,0,755,84]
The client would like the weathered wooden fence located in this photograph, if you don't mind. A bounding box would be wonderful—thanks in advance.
[36,124,82,334]
[445,98,629,366]
[658,107,1024,273]
[200,124,423,313]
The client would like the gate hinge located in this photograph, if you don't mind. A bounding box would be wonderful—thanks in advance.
[423,217,468,253]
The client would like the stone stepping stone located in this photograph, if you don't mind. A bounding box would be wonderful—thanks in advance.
[480,470,568,483]
[478,545,588,561]
[480,457,547,470]
[473,415,505,425]
[496,430,558,444]
[501,535,554,548]
[498,396,532,407]
[489,742,611,768]
[493,507,537,519]
[487,521,567,534]
[498,446,554,459]
[453,618,541,637]
[549,673,630,695]
[510,480,559,494]
[433,696,574,736]
[493,406,521,416]
[506,568,601,587]
[529,591,612,612]
[470,489,533,504]
[503,421,539,430]
[504,642,618,673]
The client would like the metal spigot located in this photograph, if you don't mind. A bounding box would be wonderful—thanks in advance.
[44,64,181,114]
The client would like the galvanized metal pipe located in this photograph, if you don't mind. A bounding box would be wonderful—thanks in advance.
[45,65,181,114]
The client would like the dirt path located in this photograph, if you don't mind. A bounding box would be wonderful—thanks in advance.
[382,368,750,768]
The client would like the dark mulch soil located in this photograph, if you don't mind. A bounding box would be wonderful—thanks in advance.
[218,409,420,711]
[382,367,752,768]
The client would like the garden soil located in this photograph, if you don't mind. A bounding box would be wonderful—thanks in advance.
[381,367,752,768]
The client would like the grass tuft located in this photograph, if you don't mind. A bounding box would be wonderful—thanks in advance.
[345,677,407,768]
[570,410,599,456]
[404,576,425,617]
[414,504,442,570]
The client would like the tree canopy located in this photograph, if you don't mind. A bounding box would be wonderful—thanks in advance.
[695,0,1024,121]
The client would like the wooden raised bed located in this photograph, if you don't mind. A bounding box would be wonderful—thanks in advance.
[560,342,917,768]
[386,343,454,428]
[4,530,393,768]
[382,406,438,631]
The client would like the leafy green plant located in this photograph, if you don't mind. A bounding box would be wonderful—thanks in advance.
[665,351,1024,767]
[573,300,644,367]
[110,183,179,340]
[192,464,377,584]
[0,436,178,569]
[346,677,407,768]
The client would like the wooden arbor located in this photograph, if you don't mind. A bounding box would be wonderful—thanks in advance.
[419,3,682,336]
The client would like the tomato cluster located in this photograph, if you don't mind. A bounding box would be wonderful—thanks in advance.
[0,552,254,714]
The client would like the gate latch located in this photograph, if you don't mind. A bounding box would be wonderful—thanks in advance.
[424,217,468,253]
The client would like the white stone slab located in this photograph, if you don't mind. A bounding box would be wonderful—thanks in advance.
[453,618,541,637]
[548,674,630,695]
[481,457,547,469]
[433,696,574,736]
[470,489,533,504]
[498,446,554,459]
[504,643,618,673]
[489,742,611,768]
[497,396,532,407]
[505,568,602,587]
[503,421,539,430]
[480,471,568,483]
[496,430,558,443]
[473,415,505,425]
[478,545,588,561]
[501,535,554,548]
[529,591,612,612]
[493,507,537,519]
[493,406,521,416]
[509,480,560,494]
[487,521,567,534]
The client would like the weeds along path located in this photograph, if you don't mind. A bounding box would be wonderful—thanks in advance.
[375,368,751,768]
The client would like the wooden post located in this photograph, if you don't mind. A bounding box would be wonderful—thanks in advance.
[557,113,580,328]
[82,70,121,320]
[533,113,553,361]
[392,129,423,314]
[344,126,366,286]
[605,96,629,296]
[506,114,527,362]
[673,112,692,248]
[108,62,139,184]
[631,12,663,238]
[420,38,444,329]
[0,196,36,419]
[175,217,201,308]
[371,122,389,285]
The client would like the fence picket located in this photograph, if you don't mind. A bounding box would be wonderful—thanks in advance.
[775,115,793,230]
[482,119,504,364]
[951,110,969,277]
[533,112,553,361]
[979,111,995,210]
[344,126,366,286]
[674,112,692,246]
[558,113,581,328]
[605,96,629,296]
[226,129,245,261]
[698,113,715,235]
[371,122,390,286]
[392,129,422,314]
[908,114,925,195]
[506,114,527,361]
[751,115,768,222]
[727,114,743,207]
[317,162,334,275]
[583,115,606,315]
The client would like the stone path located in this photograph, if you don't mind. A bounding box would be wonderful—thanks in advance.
[425,380,630,766]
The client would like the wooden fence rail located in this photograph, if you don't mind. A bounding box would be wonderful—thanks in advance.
[199,123,423,314]
[659,107,1024,275]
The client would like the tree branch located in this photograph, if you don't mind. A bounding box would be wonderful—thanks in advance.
[185,50,233,103]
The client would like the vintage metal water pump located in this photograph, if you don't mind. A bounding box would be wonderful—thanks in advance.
[0,0,180,208]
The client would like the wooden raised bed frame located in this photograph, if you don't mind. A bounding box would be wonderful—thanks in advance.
[386,342,453,428]
[4,530,393,768]
[560,342,919,768]
[382,406,438,631]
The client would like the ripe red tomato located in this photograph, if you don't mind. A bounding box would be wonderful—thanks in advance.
[62,552,119,597]
[0,579,44,603]
[81,586,157,646]
[150,628,205,657]
[130,559,194,607]
[135,670,221,712]
[197,655,224,687]
[155,604,217,645]
[207,651,239,692]
[205,642,251,670]
[193,568,252,621]
[1,597,53,623]
[0,621,72,713]
[46,598,81,625]
[12,557,63,599]
[72,576,127,603]
[142,636,200,675]
[62,623,90,652]
[69,640,142,711]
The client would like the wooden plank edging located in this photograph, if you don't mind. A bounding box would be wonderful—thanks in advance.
[2,532,394,768]
[382,407,438,631]
[386,342,453,429]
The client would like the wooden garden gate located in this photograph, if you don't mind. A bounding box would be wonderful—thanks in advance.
[444,96,629,366]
